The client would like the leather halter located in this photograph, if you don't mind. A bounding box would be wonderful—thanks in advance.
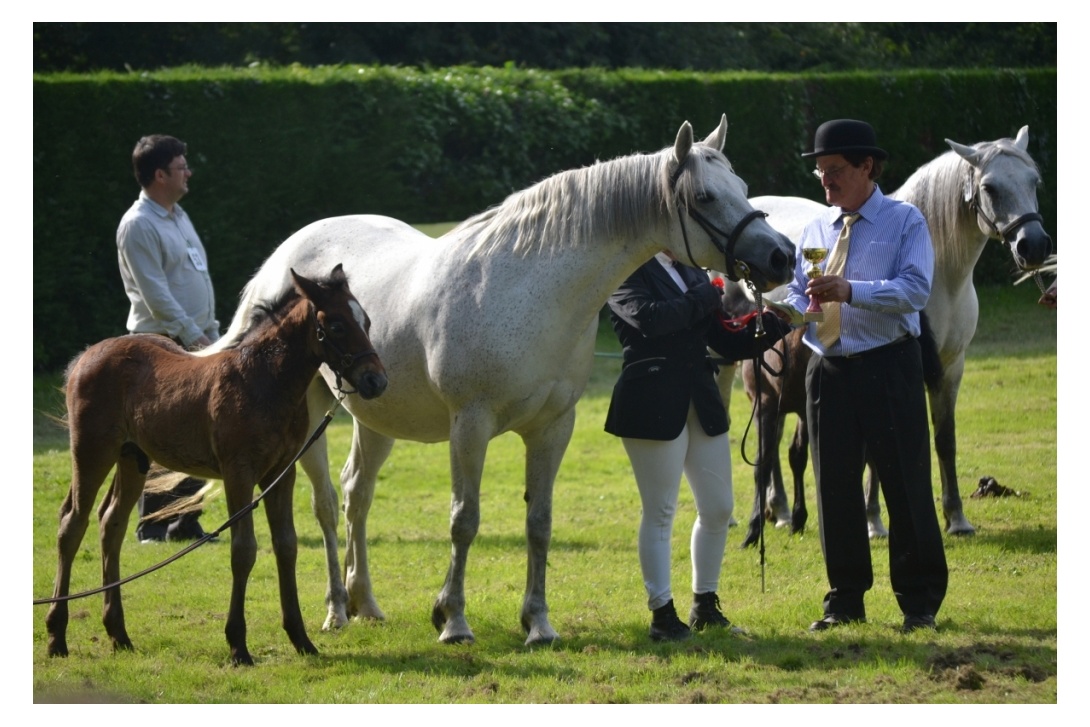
[315,319,377,395]
[968,186,1044,245]
[669,157,768,282]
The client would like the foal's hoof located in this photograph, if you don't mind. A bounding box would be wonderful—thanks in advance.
[231,649,255,667]
[295,641,319,656]
[47,639,69,658]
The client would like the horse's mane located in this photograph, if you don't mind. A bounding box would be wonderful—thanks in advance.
[894,137,1039,272]
[446,142,719,257]
[198,269,348,356]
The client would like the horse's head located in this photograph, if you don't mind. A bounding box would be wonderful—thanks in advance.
[664,114,796,292]
[291,264,388,400]
[947,125,1053,271]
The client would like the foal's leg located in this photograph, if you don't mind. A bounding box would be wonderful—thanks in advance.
[787,416,810,534]
[97,454,146,651]
[341,420,394,622]
[46,443,117,657]
[222,477,260,666]
[299,378,351,631]
[432,405,493,644]
[518,408,575,645]
[259,466,318,657]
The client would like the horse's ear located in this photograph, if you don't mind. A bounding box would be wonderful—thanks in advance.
[330,263,347,285]
[290,268,322,301]
[945,138,982,168]
[674,121,694,165]
[701,114,728,152]
[1013,125,1030,151]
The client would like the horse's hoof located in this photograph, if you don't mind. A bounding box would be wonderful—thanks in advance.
[439,630,475,645]
[322,612,348,631]
[231,650,255,667]
[349,599,386,622]
[111,637,134,652]
[525,630,559,647]
[47,641,69,658]
[946,514,976,536]
[295,640,319,656]
[740,527,760,549]
[868,525,889,539]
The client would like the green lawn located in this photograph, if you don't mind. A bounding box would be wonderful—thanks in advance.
[31,282,1057,704]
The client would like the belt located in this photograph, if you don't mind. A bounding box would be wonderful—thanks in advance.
[826,335,913,360]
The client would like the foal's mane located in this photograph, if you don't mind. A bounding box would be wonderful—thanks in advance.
[894,136,1039,272]
[447,142,720,257]
[201,270,348,355]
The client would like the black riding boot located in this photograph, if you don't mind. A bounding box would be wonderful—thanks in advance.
[650,599,691,642]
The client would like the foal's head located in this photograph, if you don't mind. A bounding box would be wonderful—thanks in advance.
[291,264,387,399]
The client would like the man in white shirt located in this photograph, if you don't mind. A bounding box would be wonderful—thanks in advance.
[117,134,219,542]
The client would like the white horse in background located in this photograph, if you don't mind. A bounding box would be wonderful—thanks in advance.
[730,125,1052,545]
[209,115,796,645]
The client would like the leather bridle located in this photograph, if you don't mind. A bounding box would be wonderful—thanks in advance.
[669,157,769,283]
[315,318,378,395]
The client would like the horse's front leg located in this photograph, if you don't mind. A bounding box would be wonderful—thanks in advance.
[260,465,318,657]
[222,477,259,666]
[341,419,394,623]
[300,377,351,631]
[432,408,492,644]
[97,456,145,651]
[930,361,975,535]
[518,409,575,646]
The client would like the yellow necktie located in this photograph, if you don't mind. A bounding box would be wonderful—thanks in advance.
[816,213,860,348]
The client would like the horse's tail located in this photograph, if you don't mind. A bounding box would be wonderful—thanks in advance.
[918,310,944,392]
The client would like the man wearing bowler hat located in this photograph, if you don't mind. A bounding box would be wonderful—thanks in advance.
[781,119,948,633]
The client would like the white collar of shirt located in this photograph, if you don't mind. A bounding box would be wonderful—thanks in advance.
[654,252,688,292]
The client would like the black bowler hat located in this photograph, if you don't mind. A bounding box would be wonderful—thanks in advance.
[801,119,888,160]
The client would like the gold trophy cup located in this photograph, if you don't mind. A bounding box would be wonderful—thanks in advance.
[801,246,828,322]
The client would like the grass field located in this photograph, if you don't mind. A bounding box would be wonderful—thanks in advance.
[30,282,1058,705]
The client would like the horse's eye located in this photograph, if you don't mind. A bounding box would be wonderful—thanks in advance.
[328,321,346,336]
[695,192,714,204]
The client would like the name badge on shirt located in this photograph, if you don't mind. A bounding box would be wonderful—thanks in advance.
[187,246,208,271]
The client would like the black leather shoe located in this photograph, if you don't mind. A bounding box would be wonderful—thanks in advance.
[166,514,217,542]
[137,521,168,543]
[650,600,691,642]
[900,614,936,633]
[809,614,864,632]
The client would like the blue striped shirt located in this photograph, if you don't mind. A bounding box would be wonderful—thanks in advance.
[783,185,934,357]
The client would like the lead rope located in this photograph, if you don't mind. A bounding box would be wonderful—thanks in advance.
[723,266,786,595]
[33,392,348,606]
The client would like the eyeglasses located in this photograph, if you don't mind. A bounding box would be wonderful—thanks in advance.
[812,164,849,181]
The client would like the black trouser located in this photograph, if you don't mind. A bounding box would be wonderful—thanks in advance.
[806,337,948,619]
[136,477,205,540]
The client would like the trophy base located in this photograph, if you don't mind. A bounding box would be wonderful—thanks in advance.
[804,310,824,323]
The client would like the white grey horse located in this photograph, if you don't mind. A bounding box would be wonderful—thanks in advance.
[206,116,796,645]
[729,126,1052,545]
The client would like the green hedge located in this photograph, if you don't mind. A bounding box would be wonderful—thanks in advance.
[33,66,1056,372]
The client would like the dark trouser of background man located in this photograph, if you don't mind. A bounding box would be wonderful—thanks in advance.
[136,476,208,542]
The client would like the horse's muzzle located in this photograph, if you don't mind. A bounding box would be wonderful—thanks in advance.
[353,371,388,400]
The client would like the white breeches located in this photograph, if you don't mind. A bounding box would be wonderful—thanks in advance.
[622,404,734,611]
